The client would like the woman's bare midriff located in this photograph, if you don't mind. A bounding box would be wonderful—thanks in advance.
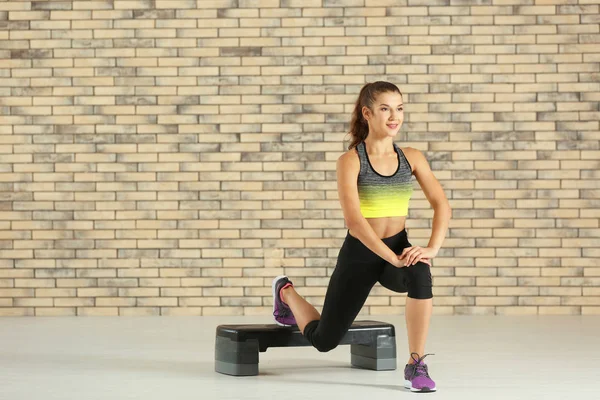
[348,216,407,240]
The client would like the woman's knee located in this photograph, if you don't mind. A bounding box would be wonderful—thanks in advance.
[314,338,339,353]
[407,261,433,299]
[303,320,341,353]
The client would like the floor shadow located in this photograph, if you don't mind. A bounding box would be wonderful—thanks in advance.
[265,377,410,393]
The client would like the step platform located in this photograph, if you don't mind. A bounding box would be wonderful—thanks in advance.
[215,320,396,376]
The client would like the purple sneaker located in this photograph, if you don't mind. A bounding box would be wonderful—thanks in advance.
[404,352,436,393]
[272,275,297,327]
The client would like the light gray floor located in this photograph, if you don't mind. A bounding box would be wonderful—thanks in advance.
[0,315,597,400]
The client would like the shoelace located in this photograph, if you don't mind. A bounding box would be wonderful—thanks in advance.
[272,306,291,318]
[409,352,435,378]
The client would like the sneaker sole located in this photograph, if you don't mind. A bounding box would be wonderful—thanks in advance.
[404,380,436,392]
[272,275,293,327]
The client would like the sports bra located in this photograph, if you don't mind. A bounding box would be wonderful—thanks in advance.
[355,141,414,218]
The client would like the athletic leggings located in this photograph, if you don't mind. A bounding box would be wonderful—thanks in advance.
[303,228,433,353]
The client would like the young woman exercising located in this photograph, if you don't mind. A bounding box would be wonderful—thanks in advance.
[272,81,451,393]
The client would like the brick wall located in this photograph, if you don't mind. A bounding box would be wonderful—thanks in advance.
[0,0,599,317]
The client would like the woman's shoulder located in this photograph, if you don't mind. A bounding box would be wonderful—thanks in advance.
[399,147,429,175]
[337,145,361,169]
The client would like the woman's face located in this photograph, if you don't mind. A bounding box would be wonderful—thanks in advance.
[363,91,404,138]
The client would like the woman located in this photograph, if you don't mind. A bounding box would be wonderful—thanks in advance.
[271,81,451,393]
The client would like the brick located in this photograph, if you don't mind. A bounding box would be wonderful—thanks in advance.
[14,298,53,307]
[178,297,220,306]
[202,306,243,316]
[518,297,560,306]
[159,307,200,316]
[0,308,34,316]
[54,298,95,307]
[120,307,160,316]
[496,306,537,315]
[35,308,77,316]
[455,307,495,316]
[476,297,518,306]
[77,307,118,316]
[137,297,177,307]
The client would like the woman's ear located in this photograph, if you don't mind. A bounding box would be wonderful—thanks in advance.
[361,106,370,122]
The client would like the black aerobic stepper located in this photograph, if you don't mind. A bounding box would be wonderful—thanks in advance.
[214,320,396,376]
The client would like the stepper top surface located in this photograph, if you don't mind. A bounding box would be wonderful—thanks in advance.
[216,320,395,343]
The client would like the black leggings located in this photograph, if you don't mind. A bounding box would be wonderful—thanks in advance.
[303,228,433,353]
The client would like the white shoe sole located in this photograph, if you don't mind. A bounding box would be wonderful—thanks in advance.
[404,379,436,392]
[272,275,293,327]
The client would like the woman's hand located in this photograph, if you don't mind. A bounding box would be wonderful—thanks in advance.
[397,246,438,267]
[391,256,431,268]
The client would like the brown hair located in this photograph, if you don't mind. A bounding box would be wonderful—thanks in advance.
[346,81,403,150]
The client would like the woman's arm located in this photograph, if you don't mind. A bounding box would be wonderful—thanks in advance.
[410,147,452,253]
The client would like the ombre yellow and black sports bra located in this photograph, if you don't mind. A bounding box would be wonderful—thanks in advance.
[356,141,414,218]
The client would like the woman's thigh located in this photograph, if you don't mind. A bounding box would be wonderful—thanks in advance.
[378,262,410,293]
[317,258,380,338]
[378,257,434,299]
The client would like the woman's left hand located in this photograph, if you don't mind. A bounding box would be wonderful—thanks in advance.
[398,246,438,267]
